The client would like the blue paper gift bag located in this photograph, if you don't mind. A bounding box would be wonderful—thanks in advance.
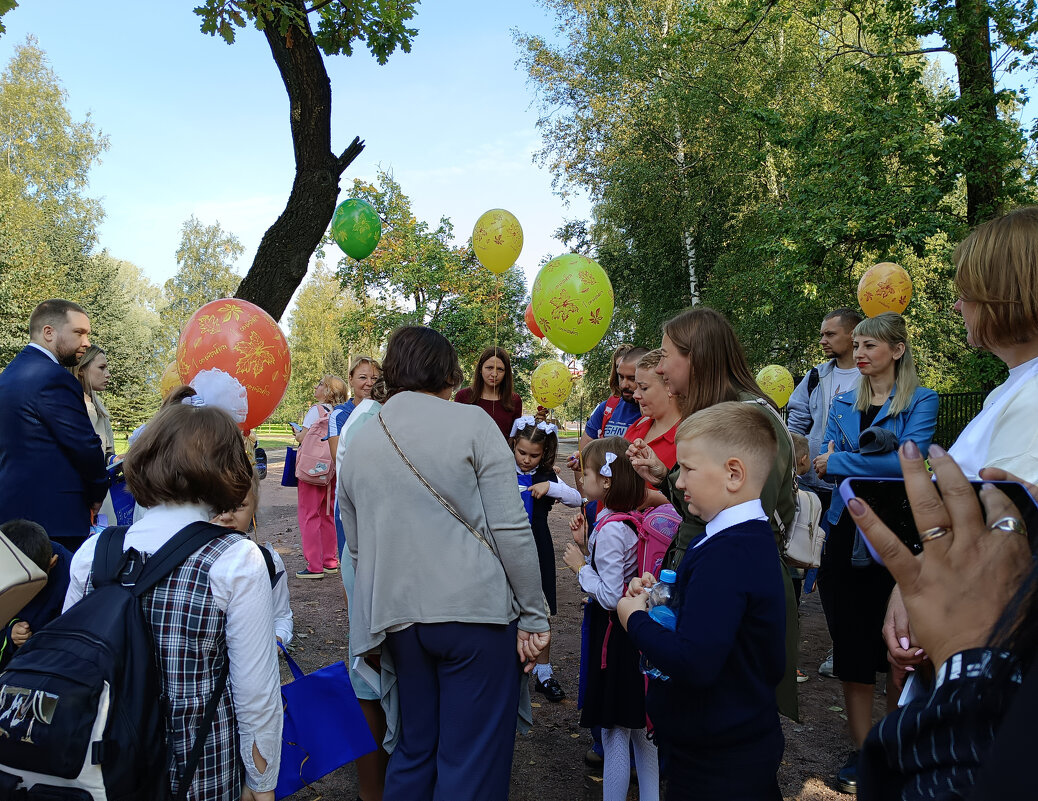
[281,447,299,488]
[108,462,136,525]
[275,645,377,799]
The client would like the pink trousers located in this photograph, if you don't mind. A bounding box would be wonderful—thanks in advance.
[297,481,338,572]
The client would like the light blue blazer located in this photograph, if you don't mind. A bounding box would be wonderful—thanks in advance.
[822,385,939,525]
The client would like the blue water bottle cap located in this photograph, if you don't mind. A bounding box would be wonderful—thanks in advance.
[659,569,677,584]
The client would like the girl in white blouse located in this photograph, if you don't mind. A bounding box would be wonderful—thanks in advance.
[212,470,294,647]
[64,400,282,801]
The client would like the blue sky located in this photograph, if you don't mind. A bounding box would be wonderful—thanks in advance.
[0,1,591,319]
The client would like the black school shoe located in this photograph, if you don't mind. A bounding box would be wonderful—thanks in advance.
[534,675,566,702]
[837,750,859,794]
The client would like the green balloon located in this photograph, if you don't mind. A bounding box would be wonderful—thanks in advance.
[331,198,382,260]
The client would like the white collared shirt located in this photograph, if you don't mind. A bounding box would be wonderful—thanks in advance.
[515,465,583,507]
[64,503,283,792]
[26,342,58,364]
[694,499,768,549]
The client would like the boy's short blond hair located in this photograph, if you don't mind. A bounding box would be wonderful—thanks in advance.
[675,402,778,484]
[790,432,809,464]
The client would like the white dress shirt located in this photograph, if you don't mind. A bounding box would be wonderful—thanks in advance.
[27,342,58,364]
[578,507,639,610]
[516,465,583,507]
[64,503,282,793]
[694,499,769,550]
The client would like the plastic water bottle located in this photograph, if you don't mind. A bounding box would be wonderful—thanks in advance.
[640,570,677,681]
[646,569,677,610]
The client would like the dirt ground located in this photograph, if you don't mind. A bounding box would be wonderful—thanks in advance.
[263,446,890,800]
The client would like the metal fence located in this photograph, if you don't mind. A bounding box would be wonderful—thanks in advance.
[933,391,986,448]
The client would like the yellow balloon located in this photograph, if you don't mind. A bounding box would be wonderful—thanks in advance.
[857,262,913,317]
[531,361,574,409]
[159,361,181,398]
[530,254,614,354]
[756,365,795,408]
[472,209,523,274]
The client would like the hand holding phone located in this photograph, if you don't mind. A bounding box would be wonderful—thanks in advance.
[289,422,302,433]
[843,443,1031,670]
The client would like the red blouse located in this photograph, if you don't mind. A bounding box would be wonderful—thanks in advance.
[624,415,679,474]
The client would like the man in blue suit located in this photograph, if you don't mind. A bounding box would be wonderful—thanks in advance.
[0,299,108,551]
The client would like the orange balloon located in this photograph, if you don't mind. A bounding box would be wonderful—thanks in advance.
[177,299,291,431]
[524,303,543,338]
[857,262,913,317]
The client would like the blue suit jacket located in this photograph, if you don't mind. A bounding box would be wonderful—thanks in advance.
[821,385,939,524]
[0,346,108,544]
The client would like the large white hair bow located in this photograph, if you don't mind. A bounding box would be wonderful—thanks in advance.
[183,368,249,424]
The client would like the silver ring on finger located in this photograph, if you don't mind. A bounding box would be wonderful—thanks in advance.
[919,525,952,543]
[989,516,1026,536]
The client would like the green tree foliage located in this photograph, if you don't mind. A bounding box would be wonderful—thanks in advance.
[282,261,355,420]
[0,37,109,365]
[159,216,244,356]
[335,172,539,394]
[520,0,1033,393]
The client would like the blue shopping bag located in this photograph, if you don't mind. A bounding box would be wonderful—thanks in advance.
[275,644,377,799]
[108,462,136,525]
[281,447,299,488]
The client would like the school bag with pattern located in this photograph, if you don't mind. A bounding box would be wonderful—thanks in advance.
[295,404,334,486]
[0,523,230,801]
[597,504,682,579]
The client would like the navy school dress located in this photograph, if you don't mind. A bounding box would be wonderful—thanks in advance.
[579,523,646,730]
[517,466,561,615]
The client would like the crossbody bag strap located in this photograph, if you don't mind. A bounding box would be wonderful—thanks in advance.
[378,414,494,554]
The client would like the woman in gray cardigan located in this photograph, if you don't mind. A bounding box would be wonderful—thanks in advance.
[338,326,550,801]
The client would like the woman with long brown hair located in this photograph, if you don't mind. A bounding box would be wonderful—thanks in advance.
[454,346,522,439]
[627,307,800,724]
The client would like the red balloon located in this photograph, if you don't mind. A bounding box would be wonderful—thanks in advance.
[177,299,291,432]
[525,303,544,338]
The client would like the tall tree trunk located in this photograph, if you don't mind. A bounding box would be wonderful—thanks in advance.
[951,0,999,226]
[235,0,364,320]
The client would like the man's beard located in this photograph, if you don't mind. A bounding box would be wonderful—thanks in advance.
[56,344,81,367]
[620,389,635,402]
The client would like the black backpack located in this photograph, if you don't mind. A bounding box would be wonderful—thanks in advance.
[0,522,232,801]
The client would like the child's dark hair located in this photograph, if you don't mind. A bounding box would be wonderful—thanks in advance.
[1,519,52,571]
[509,421,559,472]
[125,402,253,514]
[581,437,643,513]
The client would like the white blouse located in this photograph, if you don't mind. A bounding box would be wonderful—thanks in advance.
[64,503,283,793]
[578,509,639,611]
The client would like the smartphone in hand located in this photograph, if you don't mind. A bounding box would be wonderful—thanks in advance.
[839,477,1038,564]
[289,422,303,433]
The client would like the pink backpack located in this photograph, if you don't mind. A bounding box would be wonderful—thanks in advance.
[295,405,334,486]
[598,504,682,578]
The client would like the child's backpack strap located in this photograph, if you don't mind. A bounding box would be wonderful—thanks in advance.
[90,525,132,589]
[132,521,231,597]
[599,395,621,437]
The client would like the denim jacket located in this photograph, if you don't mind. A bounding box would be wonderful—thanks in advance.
[822,385,939,526]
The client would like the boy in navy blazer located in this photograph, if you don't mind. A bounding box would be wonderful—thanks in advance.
[619,401,787,801]
[0,300,108,550]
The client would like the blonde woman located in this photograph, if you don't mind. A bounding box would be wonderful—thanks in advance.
[74,345,115,463]
[812,311,938,793]
[294,374,348,579]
